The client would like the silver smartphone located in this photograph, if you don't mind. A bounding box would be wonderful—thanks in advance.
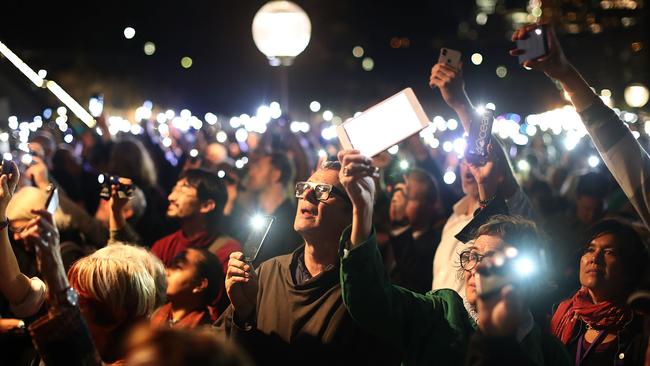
[439,48,461,70]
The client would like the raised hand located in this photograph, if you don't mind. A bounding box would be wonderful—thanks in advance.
[0,161,19,214]
[429,62,469,110]
[509,24,572,80]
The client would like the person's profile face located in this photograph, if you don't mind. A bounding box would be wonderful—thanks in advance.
[167,178,201,219]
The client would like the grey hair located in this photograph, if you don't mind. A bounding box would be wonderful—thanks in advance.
[320,160,342,171]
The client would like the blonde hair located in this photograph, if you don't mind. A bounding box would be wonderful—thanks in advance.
[97,243,167,309]
[68,247,157,326]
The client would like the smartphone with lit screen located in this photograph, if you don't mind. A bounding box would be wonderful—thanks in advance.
[45,183,59,215]
[242,215,275,263]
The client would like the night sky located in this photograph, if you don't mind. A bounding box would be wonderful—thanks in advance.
[0,1,647,122]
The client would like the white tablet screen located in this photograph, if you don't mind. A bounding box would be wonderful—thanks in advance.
[343,91,426,157]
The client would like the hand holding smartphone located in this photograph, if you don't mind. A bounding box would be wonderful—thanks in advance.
[515,25,548,64]
[242,215,275,263]
[45,183,59,216]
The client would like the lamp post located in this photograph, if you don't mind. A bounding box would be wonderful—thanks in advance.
[252,1,311,112]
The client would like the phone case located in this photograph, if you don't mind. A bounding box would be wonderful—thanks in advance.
[516,26,548,64]
[438,48,461,69]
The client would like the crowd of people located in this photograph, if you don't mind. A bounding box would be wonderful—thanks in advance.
[0,24,649,366]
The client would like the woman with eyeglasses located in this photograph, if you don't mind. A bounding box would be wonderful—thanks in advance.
[550,219,648,366]
[337,149,570,366]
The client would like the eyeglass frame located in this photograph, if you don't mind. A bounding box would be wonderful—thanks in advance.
[295,181,351,204]
[459,248,492,271]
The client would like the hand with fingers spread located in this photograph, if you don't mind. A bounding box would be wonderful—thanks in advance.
[509,24,572,81]
[429,62,470,111]
[338,150,378,245]
[225,251,259,323]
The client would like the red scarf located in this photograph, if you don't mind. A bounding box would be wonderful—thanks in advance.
[150,303,211,329]
[550,287,631,344]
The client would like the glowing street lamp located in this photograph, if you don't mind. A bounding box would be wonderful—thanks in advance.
[252,1,311,112]
[252,1,311,67]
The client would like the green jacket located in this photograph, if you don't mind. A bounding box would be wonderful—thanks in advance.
[339,227,571,366]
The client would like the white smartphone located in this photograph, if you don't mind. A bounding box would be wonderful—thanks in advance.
[438,48,461,70]
[336,88,430,157]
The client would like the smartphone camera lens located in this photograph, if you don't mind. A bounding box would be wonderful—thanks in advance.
[442,49,447,55]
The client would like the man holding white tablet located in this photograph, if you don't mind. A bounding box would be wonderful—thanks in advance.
[428,58,536,306]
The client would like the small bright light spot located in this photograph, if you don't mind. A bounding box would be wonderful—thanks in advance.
[216,131,228,143]
[517,160,531,171]
[0,133,8,142]
[57,106,67,115]
[58,122,68,132]
[442,141,453,152]
[318,149,327,158]
[361,57,374,71]
[448,119,459,130]
[165,109,176,120]
[8,117,18,130]
[37,69,47,78]
[250,214,267,230]
[632,131,641,139]
[269,102,282,119]
[601,89,612,98]
[443,171,456,184]
[453,138,467,156]
[399,160,409,170]
[180,109,192,120]
[181,56,193,69]
[63,134,73,143]
[204,113,218,125]
[354,111,362,118]
[534,28,542,35]
[496,66,507,78]
[475,106,485,115]
[430,138,440,149]
[144,42,156,55]
[388,145,399,155]
[505,247,519,258]
[476,12,488,25]
[217,170,226,178]
[321,125,337,140]
[190,149,199,158]
[523,65,532,71]
[130,124,143,135]
[235,128,248,142]
[588,155,600,167]
[123,27,136,39]
[485,103,496,111]
[322,110,334,121]
[525,125,538,136]
[471,53,483,65]
[3,153,13,161]
[43,108,52,119]
[235,159,245,169]
[515,257,535,276]
[309,101,321,112]
[352,46,364,58]
[162,137,172,147]
[21,154,33,166]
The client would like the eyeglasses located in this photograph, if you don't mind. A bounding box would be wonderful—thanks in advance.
[459,249,491,271]
[295,181,350,203]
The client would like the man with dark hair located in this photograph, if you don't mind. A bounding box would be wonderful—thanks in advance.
[238,152,302,266]
[151,169,241,273]
[387,168,442,293]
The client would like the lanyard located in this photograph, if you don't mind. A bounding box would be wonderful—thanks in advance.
[575,330,608,366]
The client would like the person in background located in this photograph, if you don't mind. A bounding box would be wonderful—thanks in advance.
[237,152,302,266]
[428,61,536,305]
[386,168,442,293]
[150,248,224,328]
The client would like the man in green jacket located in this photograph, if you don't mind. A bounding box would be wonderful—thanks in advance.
[336,149,571,366]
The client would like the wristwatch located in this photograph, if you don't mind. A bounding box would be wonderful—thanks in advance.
[51,287,79,308]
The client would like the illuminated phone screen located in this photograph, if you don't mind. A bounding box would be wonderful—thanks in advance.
[243,215,275,263]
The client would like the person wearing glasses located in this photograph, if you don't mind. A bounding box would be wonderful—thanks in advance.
[336,148,570,366]
[217,156,400,366]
